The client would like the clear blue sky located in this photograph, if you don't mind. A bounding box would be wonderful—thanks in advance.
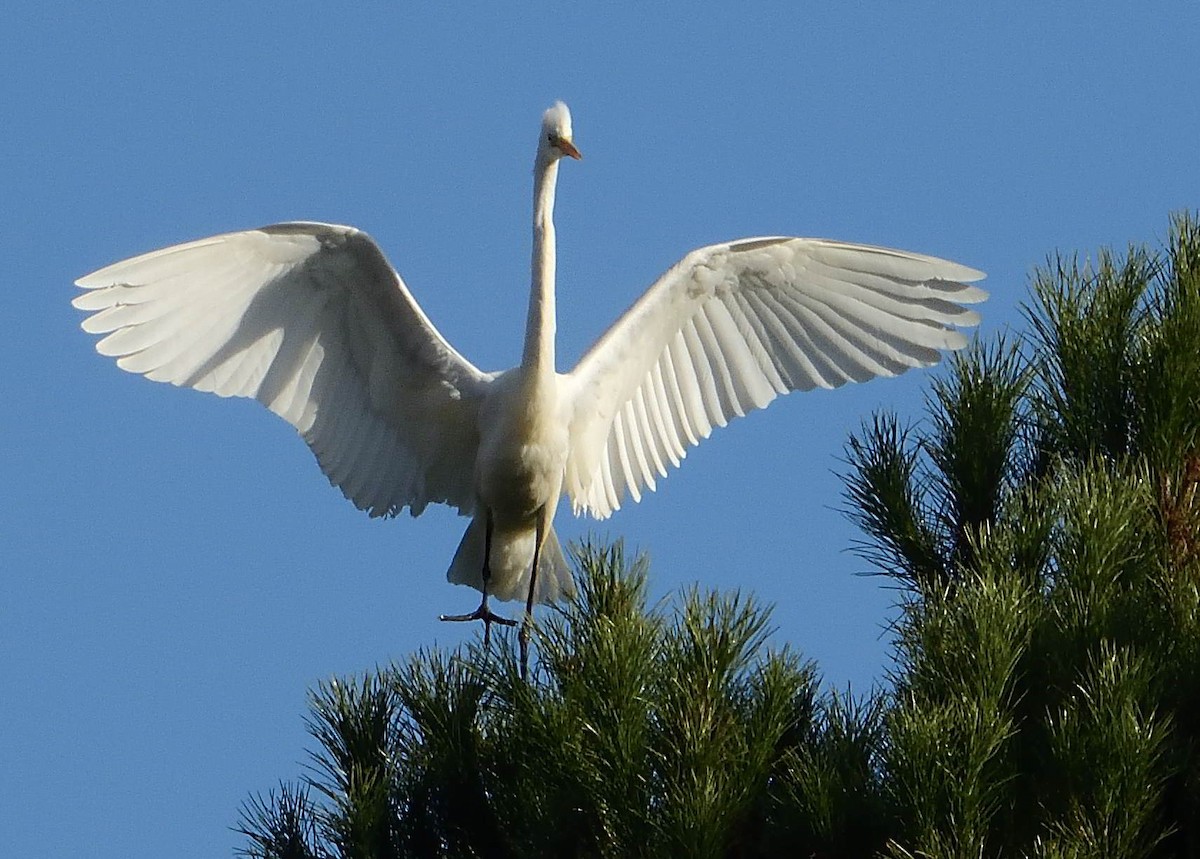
[4,3,1197,856]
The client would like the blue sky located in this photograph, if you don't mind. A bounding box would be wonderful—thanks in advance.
[4,3,1198,856]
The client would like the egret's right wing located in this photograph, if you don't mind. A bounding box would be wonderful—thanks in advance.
[74,222,493,516]
[563,237,986,519]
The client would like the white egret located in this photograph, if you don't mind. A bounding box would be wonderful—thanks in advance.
[74,101,985,672]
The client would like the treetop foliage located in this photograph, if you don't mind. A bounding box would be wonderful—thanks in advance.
[239,542,887,857]
[844,212,1200,857]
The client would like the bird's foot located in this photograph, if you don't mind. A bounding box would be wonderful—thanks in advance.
[439,603,518,649]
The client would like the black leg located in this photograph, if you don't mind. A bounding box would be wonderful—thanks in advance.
[518,515,545,682]
[440,511,515,644]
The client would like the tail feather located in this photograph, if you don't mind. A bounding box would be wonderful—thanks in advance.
[446,517,575,605]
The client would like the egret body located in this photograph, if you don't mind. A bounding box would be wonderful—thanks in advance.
[74,102,986,671]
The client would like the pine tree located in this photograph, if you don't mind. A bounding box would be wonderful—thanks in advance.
[237,542,891,858]
[845,213,1200,857]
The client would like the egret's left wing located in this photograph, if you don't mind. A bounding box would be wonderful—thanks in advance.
[563,237,986,519]
[73,223,493,517]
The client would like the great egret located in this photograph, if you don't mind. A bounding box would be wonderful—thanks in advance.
[74,101,985,671]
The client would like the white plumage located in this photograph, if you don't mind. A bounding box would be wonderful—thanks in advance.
[74,101,985,643]
[563,236,984,518]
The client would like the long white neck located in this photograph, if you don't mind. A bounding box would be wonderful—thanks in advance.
[522,155,560,376]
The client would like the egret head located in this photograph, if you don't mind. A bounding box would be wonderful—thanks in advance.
[539,101,581,162]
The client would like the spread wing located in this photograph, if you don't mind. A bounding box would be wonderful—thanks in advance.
[74,222,493,517]
[564,237,986,518]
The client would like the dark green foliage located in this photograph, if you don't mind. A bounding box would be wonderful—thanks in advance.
[237,784,326,859]
[1026,247,1150,461]
[926,337,1032,569]
[845,413,947,591]
[239,542,889,858]
[242,214,1200,857]
[845,213,1200,857]
[771,692,893,856]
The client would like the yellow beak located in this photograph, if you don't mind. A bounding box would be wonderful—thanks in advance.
[557,138,582,160]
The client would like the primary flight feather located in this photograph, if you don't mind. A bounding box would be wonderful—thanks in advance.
[74,101,985,662]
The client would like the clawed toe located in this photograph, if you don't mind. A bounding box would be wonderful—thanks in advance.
[438,607,517,626]
[439,602,518,648]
